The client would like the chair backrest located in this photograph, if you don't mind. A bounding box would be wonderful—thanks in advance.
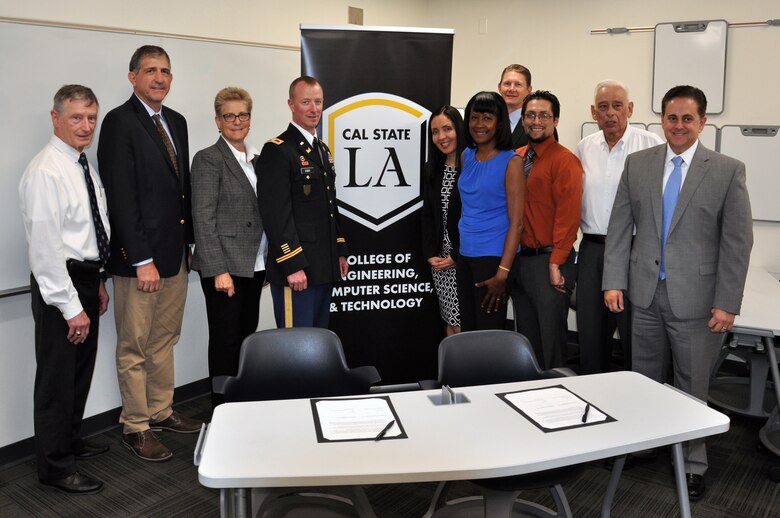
[223,327,375,402]
[437,330,554,387]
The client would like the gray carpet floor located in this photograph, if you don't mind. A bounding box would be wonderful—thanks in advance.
[1,395,778,517]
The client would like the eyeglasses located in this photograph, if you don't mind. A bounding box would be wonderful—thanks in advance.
[221,112,251,122]
[523,112,553,122]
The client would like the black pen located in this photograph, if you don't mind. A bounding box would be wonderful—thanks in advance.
[581,403,590,424]
[374,420,395,441]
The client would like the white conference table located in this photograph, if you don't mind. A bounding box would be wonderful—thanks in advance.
[734,266,780,336]
[197,371,728,518]
[721,266,780,454]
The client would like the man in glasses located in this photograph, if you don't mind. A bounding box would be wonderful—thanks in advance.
[511,90,582,369]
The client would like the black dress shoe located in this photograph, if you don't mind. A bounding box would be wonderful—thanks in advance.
[686,473,706,501]
[40,471,104,495]
[74,438,110,459]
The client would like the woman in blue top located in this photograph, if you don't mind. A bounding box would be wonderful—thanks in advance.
[457,91,525,331]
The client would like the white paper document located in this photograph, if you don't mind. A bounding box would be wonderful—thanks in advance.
[502,387,608,430]
[315,397,402,441]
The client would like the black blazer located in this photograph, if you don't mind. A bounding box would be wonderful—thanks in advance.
[421,161,461,262]
[255,124,348,286]
[97,94,193,278]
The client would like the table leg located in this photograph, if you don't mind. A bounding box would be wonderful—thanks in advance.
[233,488,250,518]
[600,454,625,518]
[765,337,780,408]
[671,443,691,518]
[349,486,378,518]
[220,489,230,518]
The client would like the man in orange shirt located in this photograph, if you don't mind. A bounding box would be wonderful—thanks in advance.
[511,90,582,368]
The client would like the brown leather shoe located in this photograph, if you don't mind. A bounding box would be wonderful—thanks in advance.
[122,430,172,462]
[150,411,202,434]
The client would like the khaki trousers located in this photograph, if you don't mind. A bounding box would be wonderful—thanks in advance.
[113,263,188,433]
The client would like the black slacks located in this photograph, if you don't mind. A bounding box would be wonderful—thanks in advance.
[31,261,100,482]
[511,249,576,369]
[200,270,265,406]
[576,238,632,374]
[456,256,512,332]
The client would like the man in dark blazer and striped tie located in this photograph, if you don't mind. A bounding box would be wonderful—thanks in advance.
[98,45,201,463]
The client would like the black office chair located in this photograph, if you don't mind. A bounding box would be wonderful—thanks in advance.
[422,330,582,518]
[211,327,381,518]
[213,327,381,402]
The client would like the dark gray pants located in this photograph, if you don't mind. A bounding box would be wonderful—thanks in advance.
[576,238,632,374]
[511,250,576,369]
[31,262,100,482]
[632,280,721,475]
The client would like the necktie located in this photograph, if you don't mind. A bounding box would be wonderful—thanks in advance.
[660,156,683,280]
[78,153,110,265]
[152,114,179,176]
[523,148,535,177]
[314,137,327,168]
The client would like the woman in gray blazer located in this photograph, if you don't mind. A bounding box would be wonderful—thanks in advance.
[192,87,267,407]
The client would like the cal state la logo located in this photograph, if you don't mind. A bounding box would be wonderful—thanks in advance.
[323,93,430,231]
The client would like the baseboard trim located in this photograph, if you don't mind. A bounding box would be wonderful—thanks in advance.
[0,378,209,467]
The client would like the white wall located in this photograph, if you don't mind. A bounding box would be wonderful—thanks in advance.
[0,0,428,449]
[429,0,780,274]
[2,0,779,449]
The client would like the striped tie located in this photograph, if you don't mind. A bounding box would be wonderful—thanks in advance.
[523,148,535,177]
[152,114,179,176]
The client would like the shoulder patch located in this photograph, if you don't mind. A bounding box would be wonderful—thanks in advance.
[267,138,284,145]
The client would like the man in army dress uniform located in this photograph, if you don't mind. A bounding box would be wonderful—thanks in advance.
[256,76,348,328]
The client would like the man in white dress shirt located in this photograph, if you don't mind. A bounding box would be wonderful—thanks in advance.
[575,80,663,375]
[20,85,111,494]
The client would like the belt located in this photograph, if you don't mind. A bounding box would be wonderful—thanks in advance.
[519,246,553,256]
[66,258,101,271]
[65,258,103,281]
[582,234,606,244]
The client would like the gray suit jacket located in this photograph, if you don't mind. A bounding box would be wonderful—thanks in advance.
[191,138,264,278]
[603,143,752,319]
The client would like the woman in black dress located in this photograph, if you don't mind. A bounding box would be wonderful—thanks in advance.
[421,106,466,336]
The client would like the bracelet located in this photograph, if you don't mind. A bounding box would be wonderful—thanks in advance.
[498,264,511,273]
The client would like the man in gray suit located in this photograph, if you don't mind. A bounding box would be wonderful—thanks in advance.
[603,85,752,500]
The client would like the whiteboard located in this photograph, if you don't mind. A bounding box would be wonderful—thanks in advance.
[580,121,646,139]
[719,125,780,222]
[0,20,299,294]
[652,20,728,114]
[647,123,718,151]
